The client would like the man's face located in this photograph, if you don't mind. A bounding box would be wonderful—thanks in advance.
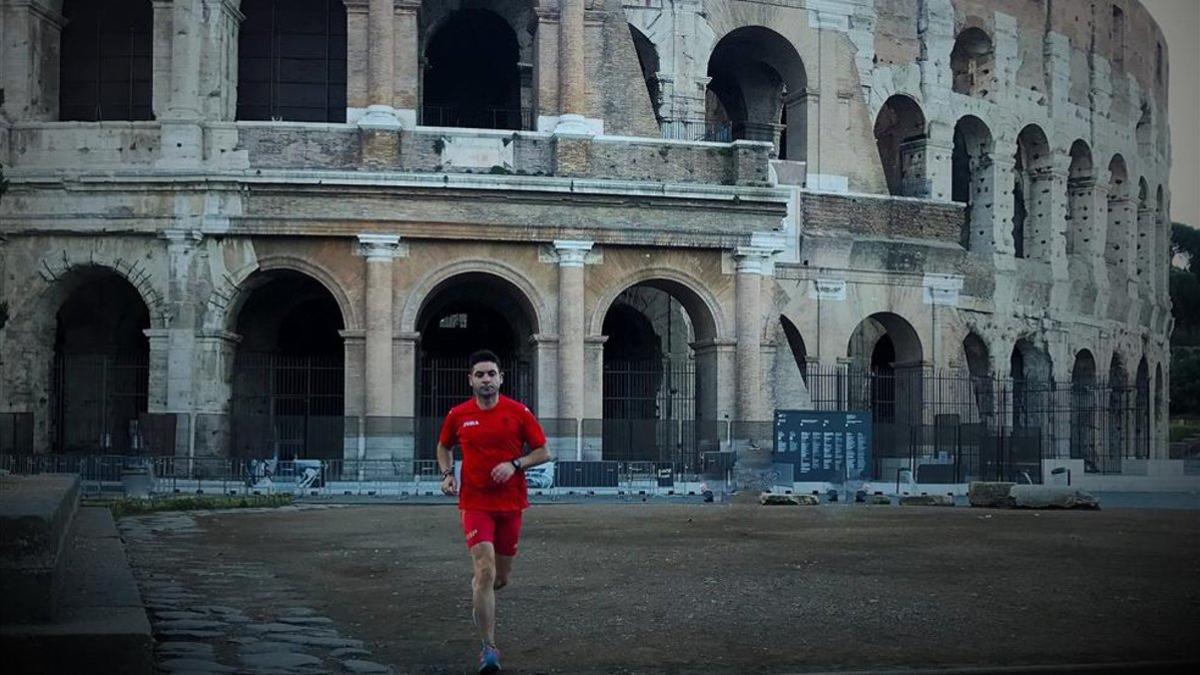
[469,361,503,398]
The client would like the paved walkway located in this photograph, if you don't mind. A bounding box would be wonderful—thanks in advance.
[120,506,394,675]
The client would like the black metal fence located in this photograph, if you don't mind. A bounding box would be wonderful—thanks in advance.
[659,118,733,143]
[803,366,1153,478]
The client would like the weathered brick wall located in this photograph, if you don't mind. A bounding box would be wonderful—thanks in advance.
[585,140,734,184]
[592,0,660,138]
[237,126,361,169]
[801,192,965,243]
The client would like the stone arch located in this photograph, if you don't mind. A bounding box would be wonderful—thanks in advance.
[27,256,168,335]
[952,115,995,251]
[1066,140,1095,255]
[706,26,807,160]
[778,314,808,381]
[1012,124,1052,259]
[401,259,546,335]
[1135,356,1150,459]
[1071,349,1099,464]
[222,255,359,333]
[590,268,724,342]
[874,94,928,197]
[847,312,925,427]
[1010,337,1054,431]
[951,27,995,98]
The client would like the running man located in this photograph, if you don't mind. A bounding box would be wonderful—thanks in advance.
[437,349,551,674]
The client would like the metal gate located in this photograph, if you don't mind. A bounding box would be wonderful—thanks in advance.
[416,354,535,459]
[601,357,696,464]
[52,353,149,453]
[230,353,345,459]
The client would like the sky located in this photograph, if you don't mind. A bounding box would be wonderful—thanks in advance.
[1142,0,1200,229]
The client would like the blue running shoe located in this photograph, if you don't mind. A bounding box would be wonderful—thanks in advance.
[478,642,502,674]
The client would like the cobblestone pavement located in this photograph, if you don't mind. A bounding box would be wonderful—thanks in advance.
[120,506,395,675]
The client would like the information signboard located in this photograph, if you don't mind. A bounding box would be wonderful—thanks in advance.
[773,410,873,482]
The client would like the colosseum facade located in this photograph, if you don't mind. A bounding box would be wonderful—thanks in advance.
[0,0,1175,485]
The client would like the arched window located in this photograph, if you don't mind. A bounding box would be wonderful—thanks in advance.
[422,10,524,129]
[1012,125,1052,259]
[951,28,994,98]
[629,25,662,125]
[58,0,152,121]
[237,0,348,122]
[952,116,994,250]
[707,27,807,160]
[1066,140,1094,255]
[874,95,928,197]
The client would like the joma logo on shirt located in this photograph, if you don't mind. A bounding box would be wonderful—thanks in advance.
[462,420,480,428]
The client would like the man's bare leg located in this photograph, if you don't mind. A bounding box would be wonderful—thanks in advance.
[470,542,498,644]
[494,555,514,590]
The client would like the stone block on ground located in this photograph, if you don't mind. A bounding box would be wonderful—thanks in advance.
[0,474,81,623]
[866,494,892,505]
[899,494,955,506]
[759,493,819,506]
[968,481,1016,508]
[1010,485,1100,509]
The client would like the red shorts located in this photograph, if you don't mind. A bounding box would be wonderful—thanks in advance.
[460,510,523,556]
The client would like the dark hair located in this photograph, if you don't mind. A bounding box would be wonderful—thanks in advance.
[468,349,501,370]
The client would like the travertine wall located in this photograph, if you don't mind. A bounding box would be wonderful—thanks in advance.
[0,0,1173,461]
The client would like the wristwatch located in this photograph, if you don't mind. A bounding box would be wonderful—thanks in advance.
[511,458,523,472]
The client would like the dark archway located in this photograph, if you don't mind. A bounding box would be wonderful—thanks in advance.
[706,26,806,159]
[415,272,538,455]
[1135,357,1150,459]
[59,0,152,121]
[952,115,994,250]
[232,270,346,460]
[963,332,994,423]
[1010,339,1053,431]
[422,10,523,129]
[52,268,150,453]
[237,0,348,122]
[951,28,994,98]
[779,315,808,383]
[847,313,923,423]
[1103,353,1129,473]
[874,95,928,197]
[1071,349,1098,467]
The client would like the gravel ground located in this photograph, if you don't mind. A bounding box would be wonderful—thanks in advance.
[123,502,1200,674]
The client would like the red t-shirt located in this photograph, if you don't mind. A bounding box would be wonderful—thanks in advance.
[438,395,547,512]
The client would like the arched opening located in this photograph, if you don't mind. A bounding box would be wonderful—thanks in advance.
[237,0,348,122]
[779,315,808,383]
[963,332,994,423]
[422,9,523,129]
[848,313,923,478]
[1009,339,1053,431]
[1012,125,1052,259]
[951,28,995,98]
[51,268,150,453]
[1157,184,1167,286]
[874,95,928,197]
[415,272,538,455]
[629,24,662,125]
[1104,352,1129,473]
[1135,357,1150,459]
[1066,140,1094,256]
[952,115,994,250]
[1071,349,1098,467]
[706,26,807,160]
[58,0,152,121]
[1106,155,1131,269]
[231,270,346,460]
[600,281,700,466]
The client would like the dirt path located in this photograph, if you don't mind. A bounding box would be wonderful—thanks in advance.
[128,502,1200,674]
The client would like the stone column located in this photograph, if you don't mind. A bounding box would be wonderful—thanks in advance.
[554,240,593,422]
[358,0,402,129]
[157,0,204,167]
[0,0,64,121]
[392,1,421,126]
[734,248,769,423]
[358,234,402,417]
[555,0,588,133]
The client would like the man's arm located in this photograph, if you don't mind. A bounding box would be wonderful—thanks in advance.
[490,445,552,483]
[436,442,457,495]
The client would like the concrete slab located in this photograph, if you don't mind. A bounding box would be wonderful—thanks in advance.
[0,474,80,622]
